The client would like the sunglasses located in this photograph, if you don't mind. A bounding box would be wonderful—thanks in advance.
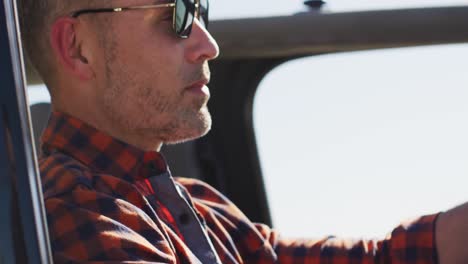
[70,0,209,38]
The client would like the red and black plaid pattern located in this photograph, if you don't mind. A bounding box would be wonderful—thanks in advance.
[40,111,439,263]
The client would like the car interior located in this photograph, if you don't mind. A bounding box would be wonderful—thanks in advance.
[2,1,468,262]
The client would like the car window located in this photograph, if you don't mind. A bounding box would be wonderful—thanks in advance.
[28,85,50,105]
[254,44,468,238]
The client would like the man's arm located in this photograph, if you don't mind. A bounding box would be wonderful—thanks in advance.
[436,202,468,264]
[272,214,438,263]
[182,178,442,263]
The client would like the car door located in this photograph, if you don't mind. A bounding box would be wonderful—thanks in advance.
[0,0,52,263]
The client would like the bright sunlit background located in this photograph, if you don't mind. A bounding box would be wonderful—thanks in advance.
[254,45,468,239]
[28,0,468,240]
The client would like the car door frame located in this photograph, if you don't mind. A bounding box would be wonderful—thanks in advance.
[0,0,52,263]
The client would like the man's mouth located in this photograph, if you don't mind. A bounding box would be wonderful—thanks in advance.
[185,79,210,96]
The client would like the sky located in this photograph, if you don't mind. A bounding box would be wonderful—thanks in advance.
[254,44,468,238]
[28,0,468,239]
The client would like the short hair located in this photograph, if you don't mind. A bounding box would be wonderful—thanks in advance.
[17,0,109,87]
[18,0,64,86]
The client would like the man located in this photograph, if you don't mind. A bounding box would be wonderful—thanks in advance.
[18,0,468,263]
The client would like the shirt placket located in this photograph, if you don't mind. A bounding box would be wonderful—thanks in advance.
[147,169,222,264]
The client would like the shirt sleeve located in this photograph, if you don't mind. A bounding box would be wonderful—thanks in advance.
[268,214,439,264]
[180,177,439,264]
[44,184,176,263]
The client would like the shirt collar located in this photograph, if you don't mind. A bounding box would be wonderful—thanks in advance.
[41,111,168,183]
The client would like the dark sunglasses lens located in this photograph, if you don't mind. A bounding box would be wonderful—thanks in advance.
[199,0,209,28]
[175,0,195,37]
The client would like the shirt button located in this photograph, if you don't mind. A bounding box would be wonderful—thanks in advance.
[179,213,191,225]
[147,163,157,174]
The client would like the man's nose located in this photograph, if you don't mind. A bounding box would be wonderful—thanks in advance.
[185,18,220,63]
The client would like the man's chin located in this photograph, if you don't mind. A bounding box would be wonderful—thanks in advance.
[164,115,212,145]
[164,127,211,145]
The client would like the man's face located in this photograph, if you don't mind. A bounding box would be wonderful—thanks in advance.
[87,0,219,147]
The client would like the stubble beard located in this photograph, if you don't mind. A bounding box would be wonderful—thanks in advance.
[163,102,212,145]
[100,37,212,147]
[102,77,213,146]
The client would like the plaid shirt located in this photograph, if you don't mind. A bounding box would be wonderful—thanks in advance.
[40,111,439,264]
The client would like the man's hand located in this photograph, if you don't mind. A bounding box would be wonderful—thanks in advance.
[436,202,468,264]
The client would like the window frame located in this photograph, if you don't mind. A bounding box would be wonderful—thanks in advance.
[0,0,53,262]
[203,6,468,224]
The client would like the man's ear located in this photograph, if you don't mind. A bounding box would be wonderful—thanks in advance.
[50,18,93,80]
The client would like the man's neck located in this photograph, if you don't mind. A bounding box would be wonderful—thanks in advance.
[52,104,163,152]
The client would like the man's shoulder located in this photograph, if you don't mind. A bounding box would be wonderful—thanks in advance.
[39,151,94,199]
[174,177,244,213]
[174,177,224,200]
